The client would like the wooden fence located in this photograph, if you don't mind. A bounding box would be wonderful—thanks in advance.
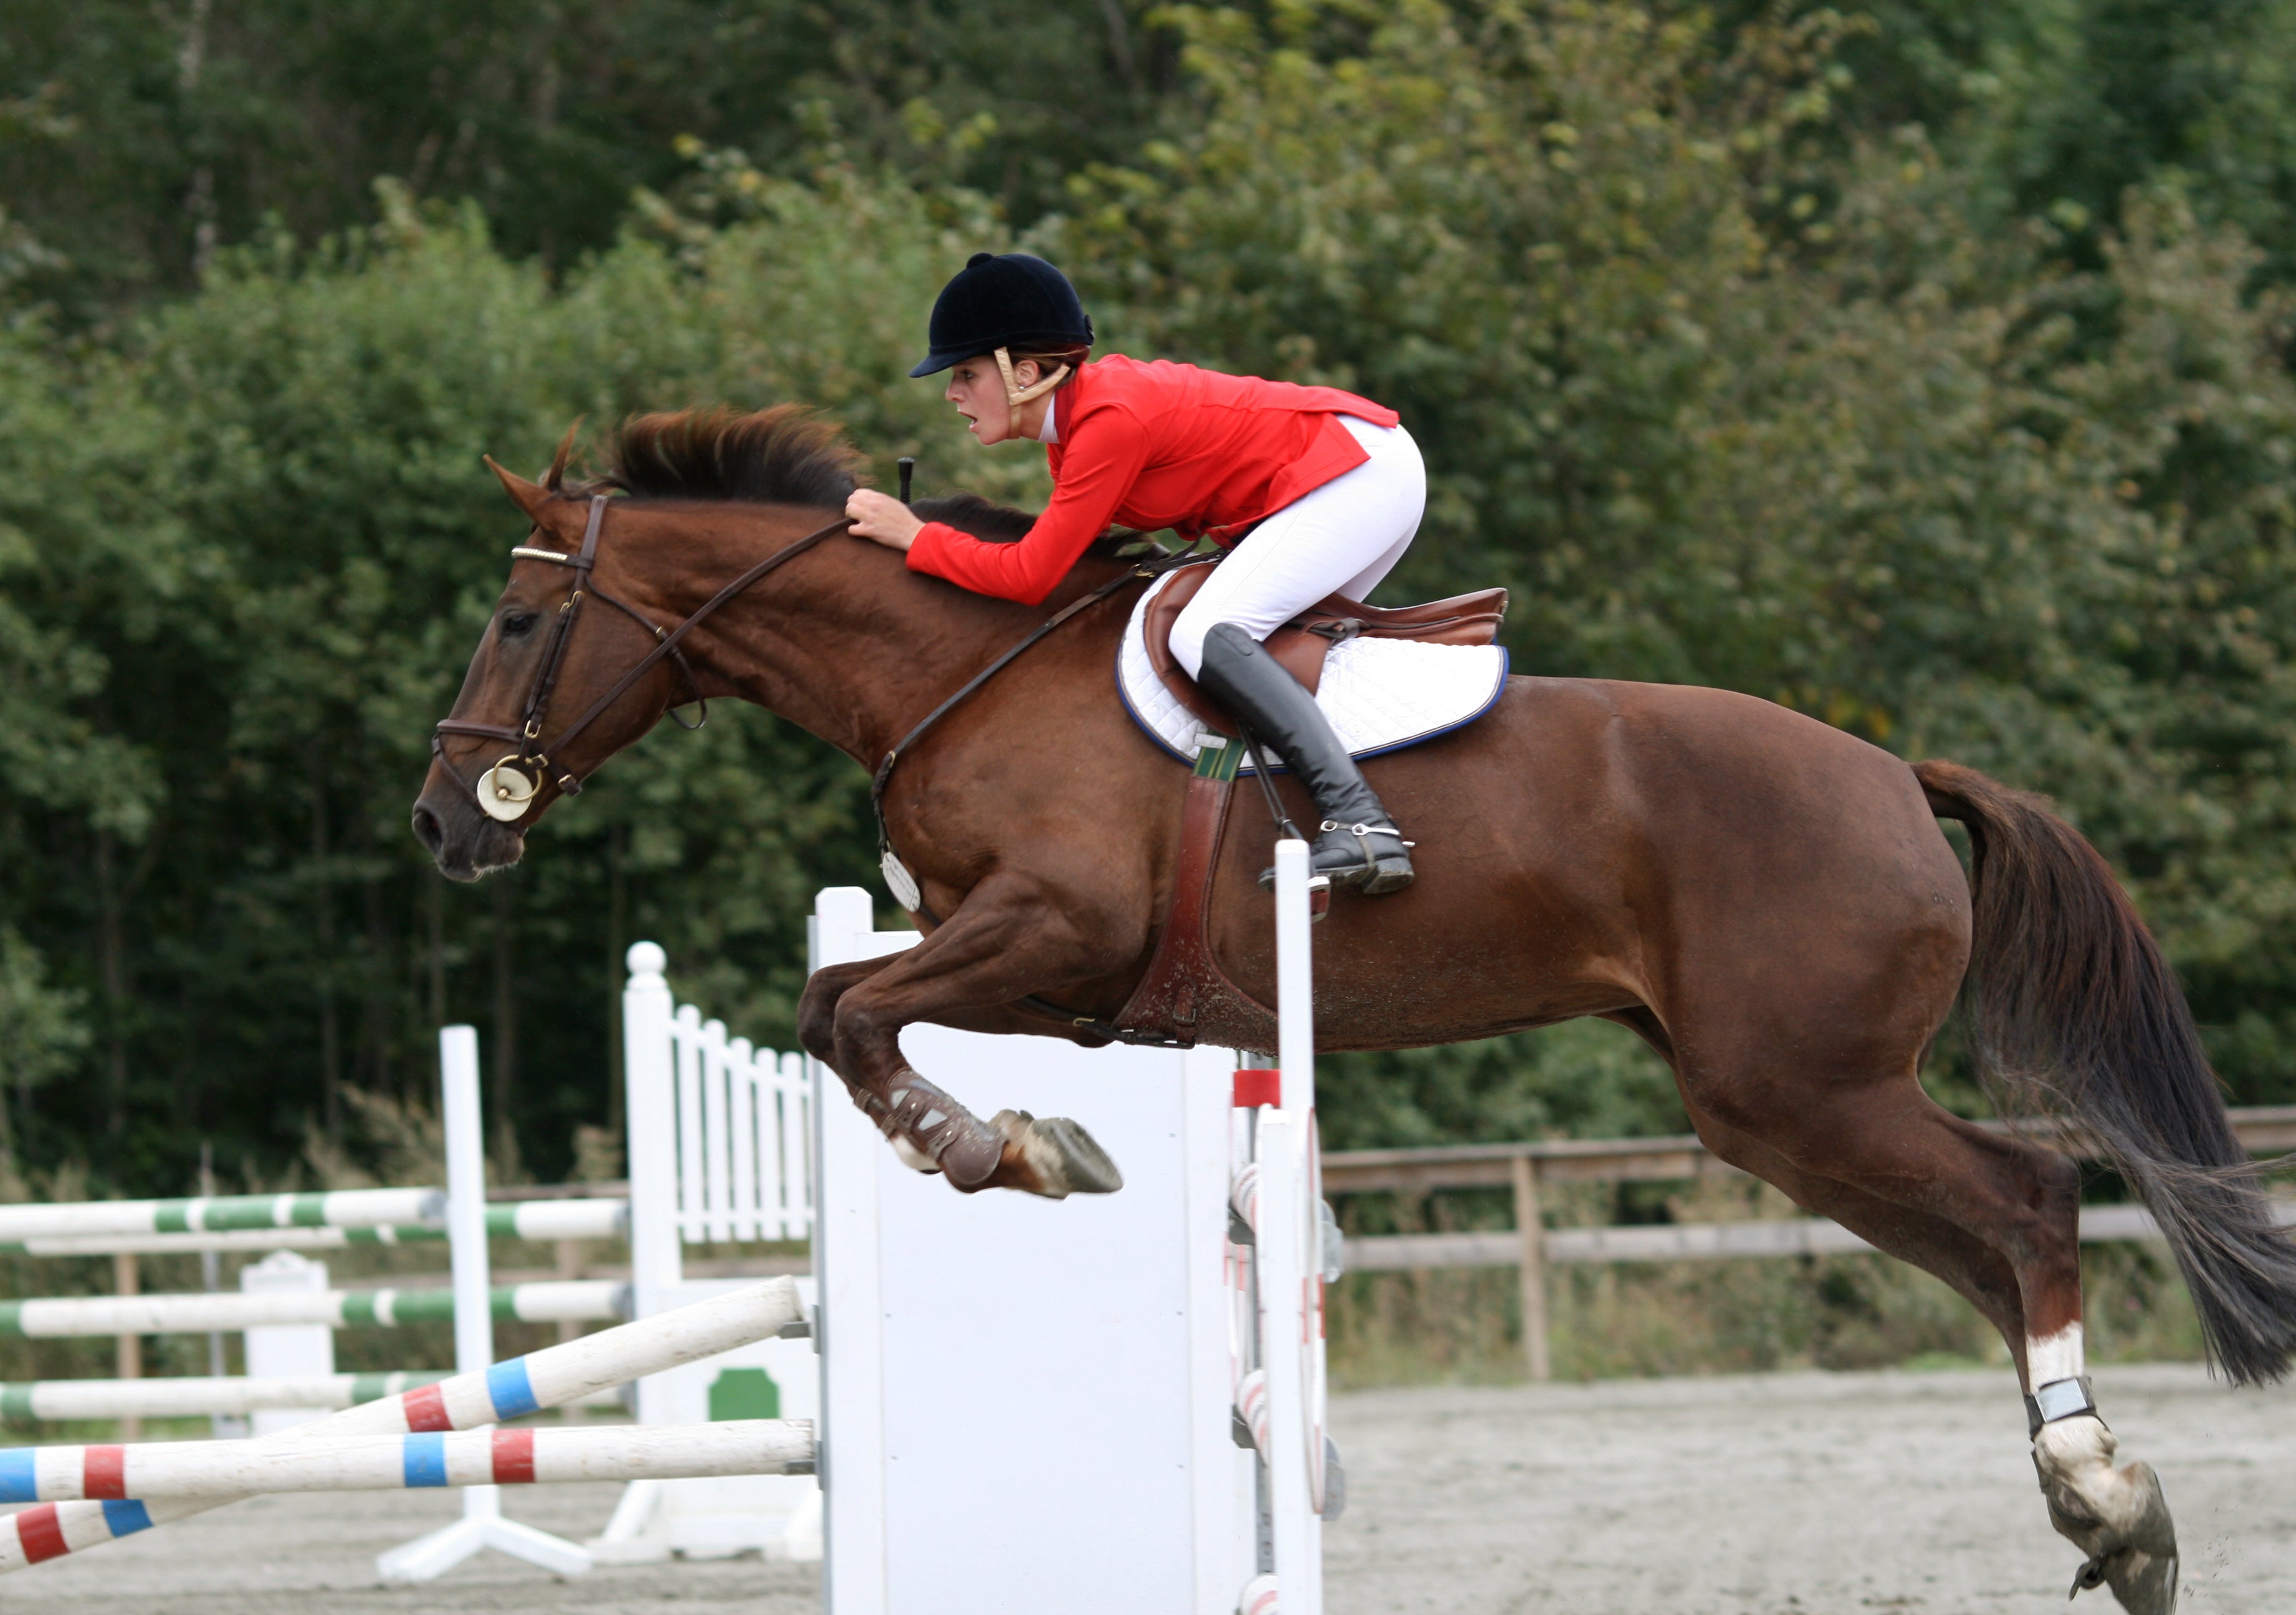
[1323,1107,2296,1380]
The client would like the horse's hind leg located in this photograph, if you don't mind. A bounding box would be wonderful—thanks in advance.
[1687,1107,2031,1347]
[1690,1064,2177,1613]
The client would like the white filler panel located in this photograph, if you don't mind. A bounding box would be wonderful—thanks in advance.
[813,887,1255,1615]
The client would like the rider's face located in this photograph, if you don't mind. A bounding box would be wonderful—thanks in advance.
[944,354,1045,447]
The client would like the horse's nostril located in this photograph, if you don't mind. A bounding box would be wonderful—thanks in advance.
[411,804,445,858]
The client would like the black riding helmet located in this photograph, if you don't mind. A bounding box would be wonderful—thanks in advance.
[909,252,1094,378]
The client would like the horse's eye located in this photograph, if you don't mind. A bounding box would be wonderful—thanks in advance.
[501,611,540,637]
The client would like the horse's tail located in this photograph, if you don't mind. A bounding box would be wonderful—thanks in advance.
[1915,758,2296,1383]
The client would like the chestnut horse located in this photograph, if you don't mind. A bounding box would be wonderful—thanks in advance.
[414,408,2294,1613]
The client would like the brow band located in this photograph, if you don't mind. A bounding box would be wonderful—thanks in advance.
[510,546,582,566]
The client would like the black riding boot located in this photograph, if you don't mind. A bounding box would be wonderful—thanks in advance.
[1196,621,1415,895]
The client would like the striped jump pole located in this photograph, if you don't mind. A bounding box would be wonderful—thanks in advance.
[0,1419,810,1503]
[0,1197,629,1259]
[0,1374,629,1423]
[0,1279,627,1337]
[0,1274,805,1573]
[0,1187,443,1246]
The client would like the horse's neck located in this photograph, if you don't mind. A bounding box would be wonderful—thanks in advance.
[628,504,1068,767]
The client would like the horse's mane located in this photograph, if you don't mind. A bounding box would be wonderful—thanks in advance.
[574,404,1169,561]
[590,405,863,507]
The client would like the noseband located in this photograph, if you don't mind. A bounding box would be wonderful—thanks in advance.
[432,493,852,820]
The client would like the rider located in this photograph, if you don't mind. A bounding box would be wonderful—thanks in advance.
[845,252,1425,895]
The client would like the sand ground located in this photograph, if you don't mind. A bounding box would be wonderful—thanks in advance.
[2,1361,2284,1613]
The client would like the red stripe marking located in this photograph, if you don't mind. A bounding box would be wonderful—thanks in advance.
[490,1427,536,1485]
[401,1384,451,1432]
[16,1504,68,1563]
[84,1445,127,1500]
[1233,1069,1281,1109]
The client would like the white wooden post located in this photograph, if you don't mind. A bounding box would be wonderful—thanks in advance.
[624,945,684,1345]
[378,1026,590,1581]
[1266,839,1326,1613]
[240,1252,333,1437]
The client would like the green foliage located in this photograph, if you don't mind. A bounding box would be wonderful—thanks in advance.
[0,0,1172,318]
[4,0,2296,1200]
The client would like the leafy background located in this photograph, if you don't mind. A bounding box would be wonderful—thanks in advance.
[6,0,2296,1217]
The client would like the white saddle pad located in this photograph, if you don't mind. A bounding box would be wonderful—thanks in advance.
[1116,569,1510,769]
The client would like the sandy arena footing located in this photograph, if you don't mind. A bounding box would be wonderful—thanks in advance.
[0,1361,2284,1613]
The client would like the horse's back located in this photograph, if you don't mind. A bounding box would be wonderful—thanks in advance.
[1482,674,1973,1044]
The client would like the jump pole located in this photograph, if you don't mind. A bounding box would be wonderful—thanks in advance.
[0,1419,810,1503]
[0,1277,806,1573]
[0,1280,625,1337]
[376,1024,591,1581]
[0,1188,444,1245]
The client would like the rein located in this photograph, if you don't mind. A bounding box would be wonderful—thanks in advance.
[869,548,1208,1049]
[433,497,852,815]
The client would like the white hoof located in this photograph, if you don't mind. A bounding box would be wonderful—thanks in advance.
[2034,1416,2178,1615]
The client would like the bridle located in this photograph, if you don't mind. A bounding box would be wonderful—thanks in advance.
[431,493,852,821]
[431,486,1208,1047]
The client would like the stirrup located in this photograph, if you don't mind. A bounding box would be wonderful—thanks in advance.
[1318,820,1415,895]
[1258,822,1415,897]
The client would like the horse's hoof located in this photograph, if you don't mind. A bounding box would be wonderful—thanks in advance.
[990,1110,1124,1199]
[2069,1549,2177,1614]
[2034,1416,2178,1615]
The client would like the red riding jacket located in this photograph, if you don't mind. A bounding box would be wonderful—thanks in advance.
[904,355,1399,606]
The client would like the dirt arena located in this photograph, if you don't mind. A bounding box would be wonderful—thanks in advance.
[3,1361,2284,1614]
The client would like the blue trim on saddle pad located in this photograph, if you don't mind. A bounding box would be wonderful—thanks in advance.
[1116,646,1511,771]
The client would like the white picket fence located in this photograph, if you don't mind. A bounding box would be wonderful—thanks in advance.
[661,995,813,1246]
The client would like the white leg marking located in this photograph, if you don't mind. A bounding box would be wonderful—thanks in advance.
[889,1135,939,1174]
[2027,1322,2085,1388]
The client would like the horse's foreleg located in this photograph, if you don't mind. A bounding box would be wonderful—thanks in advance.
[797,955,911,1143]
[825,877,1139,1199]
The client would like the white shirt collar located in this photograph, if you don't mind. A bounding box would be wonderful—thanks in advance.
[1035,391,1060,444]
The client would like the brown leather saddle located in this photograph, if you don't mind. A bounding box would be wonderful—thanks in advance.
[1143,560,1509,735]
[1088,562,1510,1049]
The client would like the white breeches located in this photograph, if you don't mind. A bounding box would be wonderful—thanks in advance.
[1168,416,1427,677]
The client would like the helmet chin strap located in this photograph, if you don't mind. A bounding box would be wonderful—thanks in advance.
[994,346,1071,409]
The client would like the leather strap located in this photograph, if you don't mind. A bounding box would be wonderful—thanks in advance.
[1107,742,1276,1047]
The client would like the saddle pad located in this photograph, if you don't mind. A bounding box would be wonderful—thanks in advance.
[1117,569,1510,769]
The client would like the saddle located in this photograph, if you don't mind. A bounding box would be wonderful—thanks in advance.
[1143,560,1509,733]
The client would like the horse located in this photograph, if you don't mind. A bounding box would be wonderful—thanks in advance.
[413,406,2296,1614]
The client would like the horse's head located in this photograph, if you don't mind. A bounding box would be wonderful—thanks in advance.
[411,456,693,880]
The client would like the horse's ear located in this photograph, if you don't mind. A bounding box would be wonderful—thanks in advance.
[486,455,557,526]
[543,418,583,492]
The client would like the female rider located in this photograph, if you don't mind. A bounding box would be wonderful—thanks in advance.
[845,252,1424,895]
